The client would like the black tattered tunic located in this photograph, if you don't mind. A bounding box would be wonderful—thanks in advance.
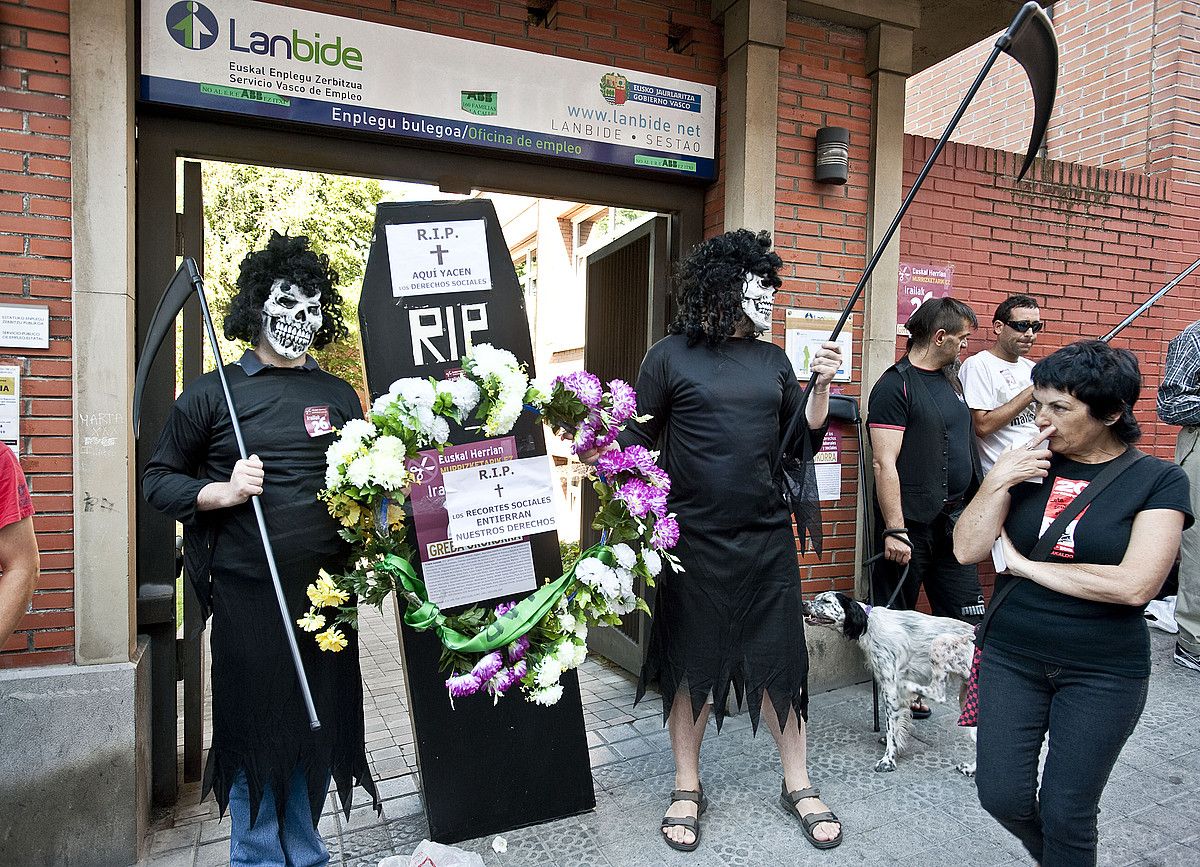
[618,335,824,731]
[142,351,379,826]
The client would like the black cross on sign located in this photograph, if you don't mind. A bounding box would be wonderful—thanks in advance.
[430,244,449,265]
[494,483,504,497]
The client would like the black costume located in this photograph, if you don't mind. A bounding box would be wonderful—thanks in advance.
[143,350,379,825]
[619,334,823,730]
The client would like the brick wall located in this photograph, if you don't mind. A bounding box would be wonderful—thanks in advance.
[0,0,74,667]
[905,0,1200,187]
[898,134,1200,588]
[773,16,872,595]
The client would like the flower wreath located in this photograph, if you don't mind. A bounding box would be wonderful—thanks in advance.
[303,344,681,707]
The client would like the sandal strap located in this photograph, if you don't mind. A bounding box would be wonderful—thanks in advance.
[782,784,821,804]
[661,816,699,832]
[801,810,839,829]
[669,788,704,804]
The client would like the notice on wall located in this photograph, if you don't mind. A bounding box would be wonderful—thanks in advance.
[785,309,853,382]
[0,303,49,349]
[897,261,954,334]
[385,220,493,298]
[0,365,19,455]
[443,455,557,548]
[406,437,540,609]
[139,0,717,179]
[814,427,841,502]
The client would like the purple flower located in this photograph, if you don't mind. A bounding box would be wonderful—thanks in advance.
[623,445,659,475]
[651,514,680,550]
[572,420,597,453]
[557,371,603,409]
[593,425,619,450]
[471,651,504,682]
[596,448,636,476]
[643,485,669,518]
[616,478,656,519]
[494,600,517,617]
[487,659,528,696]
[446,671,483,699]
[507,635,530,664]
[607,379,637,421]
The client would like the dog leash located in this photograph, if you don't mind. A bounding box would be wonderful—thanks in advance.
[863,530,913,610]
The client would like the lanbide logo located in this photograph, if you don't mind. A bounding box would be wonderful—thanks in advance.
[166,1,219,50]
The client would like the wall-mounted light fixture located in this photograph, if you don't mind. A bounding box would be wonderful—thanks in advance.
[815,126,849,184]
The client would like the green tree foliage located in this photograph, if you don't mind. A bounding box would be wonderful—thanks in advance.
[201,161,385,401]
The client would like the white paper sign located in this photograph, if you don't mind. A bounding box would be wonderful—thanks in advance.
[443,455,558,548]
[0,303,49,349]
[785,309,852,382]
[421,541,537,610]
[0,365,18,455]
[385,220,492,298]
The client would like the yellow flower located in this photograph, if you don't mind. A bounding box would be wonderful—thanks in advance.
[316,627,348,652]
[296,610,326,633]
[306,575,350,608]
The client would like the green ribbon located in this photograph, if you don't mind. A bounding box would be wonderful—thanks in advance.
[380,544,613,654]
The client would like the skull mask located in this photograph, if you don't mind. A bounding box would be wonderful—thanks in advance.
[261,279,323,360]
[741,272,776,333]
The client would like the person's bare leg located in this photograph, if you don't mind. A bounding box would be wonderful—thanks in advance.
[761,696,840,843]
[662,690,710,847]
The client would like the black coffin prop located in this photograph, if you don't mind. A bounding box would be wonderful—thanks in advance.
[358,200,595,843]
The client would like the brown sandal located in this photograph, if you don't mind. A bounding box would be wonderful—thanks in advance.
[780,782,843,850]
[661,786,707,852]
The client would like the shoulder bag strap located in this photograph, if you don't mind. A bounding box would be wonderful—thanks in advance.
[977,447,1146,644]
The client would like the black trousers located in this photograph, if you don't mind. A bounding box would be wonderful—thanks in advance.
[975,642,1149,867]
[872,509,984,623]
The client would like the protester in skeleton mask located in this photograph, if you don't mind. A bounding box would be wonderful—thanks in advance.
[597,229,843,852]
[143,232,378,866]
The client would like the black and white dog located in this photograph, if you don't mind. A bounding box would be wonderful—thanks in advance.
[803,591,976,775]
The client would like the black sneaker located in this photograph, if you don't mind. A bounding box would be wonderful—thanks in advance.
[1174,643,1200,673]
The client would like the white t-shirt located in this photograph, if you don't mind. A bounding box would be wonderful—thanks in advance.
[959,350,1037,472]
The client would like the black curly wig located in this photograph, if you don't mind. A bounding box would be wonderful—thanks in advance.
[223,231,350,350]
[668,228,783,347]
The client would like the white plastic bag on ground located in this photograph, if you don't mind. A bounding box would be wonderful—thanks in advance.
[378,838,487,867]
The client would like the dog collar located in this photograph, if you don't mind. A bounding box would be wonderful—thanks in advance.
[863,605,872,616]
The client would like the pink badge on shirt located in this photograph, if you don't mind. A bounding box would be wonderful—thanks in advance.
[304,405,332,437]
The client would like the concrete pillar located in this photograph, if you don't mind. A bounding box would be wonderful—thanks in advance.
[718,0,787,234]
[70,0,138,663]
[856,23,912,594]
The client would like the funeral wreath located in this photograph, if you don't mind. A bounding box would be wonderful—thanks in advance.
[303,344,680,706]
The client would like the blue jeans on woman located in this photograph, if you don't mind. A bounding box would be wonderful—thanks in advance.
[975,643,1148,867]
[228,766,330,867]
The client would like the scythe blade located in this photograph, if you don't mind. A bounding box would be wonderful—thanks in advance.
[999,2,1060,181]
[133,261,200,438]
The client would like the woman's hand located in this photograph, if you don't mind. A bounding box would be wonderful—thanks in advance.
[999,529,1029,578]
[985,427,1054,492]
[811,341,841,390]
[576,442,618,466]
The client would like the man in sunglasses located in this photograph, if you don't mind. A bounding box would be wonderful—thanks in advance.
[958,294,1042,472]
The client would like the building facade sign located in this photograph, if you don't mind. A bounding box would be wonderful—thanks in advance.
[141,0,717,179]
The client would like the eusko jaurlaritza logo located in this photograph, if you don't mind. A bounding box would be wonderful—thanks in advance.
[599,72,628,106]
[167,1,219,51]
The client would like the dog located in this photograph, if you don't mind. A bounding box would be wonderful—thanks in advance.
[803,591,977,775]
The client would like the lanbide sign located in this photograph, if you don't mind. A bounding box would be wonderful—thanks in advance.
[141,0,717,179]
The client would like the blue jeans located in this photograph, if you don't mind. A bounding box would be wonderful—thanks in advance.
[228,766,330,867]
[975,643,1148,867]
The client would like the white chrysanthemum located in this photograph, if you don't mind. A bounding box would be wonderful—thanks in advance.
[430,416,451,444]
[338,418,377,446]
[469,344,520,379]
[388,377,436,408]
[325,436,360,471]
[437,377,480,414]
[616,568,635,599]
[346,454,372,489]
[641,548,662,578]
[611,595,637,616]
[529,683,564,706]
[553,641,577,669]
[535,657,563,688]
[612,543,637,569]
[558,612,578,634]
[575,557,608,588]
[324,464,341,489]
[414,404,436,432]
[573,621,588,641]
[371,393,394,414]
[568,641,587,668]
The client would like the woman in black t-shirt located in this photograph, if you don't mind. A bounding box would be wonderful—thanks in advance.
[954,341,1191,867]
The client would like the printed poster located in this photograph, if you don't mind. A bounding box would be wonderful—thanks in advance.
[897,261,954,334]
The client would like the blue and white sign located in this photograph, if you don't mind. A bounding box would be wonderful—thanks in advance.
[141,0,717,179]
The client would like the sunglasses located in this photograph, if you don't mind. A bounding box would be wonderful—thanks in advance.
[1004,319,1044,334]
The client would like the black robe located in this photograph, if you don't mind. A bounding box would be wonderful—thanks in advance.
[618,334,824,731]
[143,351,379,826]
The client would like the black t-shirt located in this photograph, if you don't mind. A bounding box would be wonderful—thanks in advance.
[989,452,1193,675]
[869,366,976,502]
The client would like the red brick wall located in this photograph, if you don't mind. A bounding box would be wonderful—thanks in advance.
[0,0,74,667]
[905,0,1200,186]
[773,17,872,595]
